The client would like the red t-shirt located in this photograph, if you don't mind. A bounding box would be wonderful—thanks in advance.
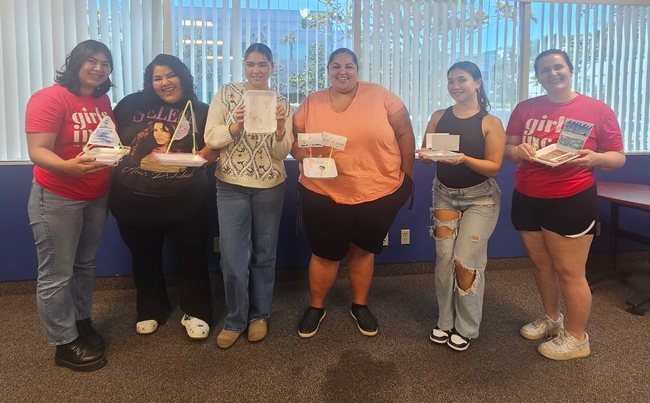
[25,84,114,200]
[506,94,623,198]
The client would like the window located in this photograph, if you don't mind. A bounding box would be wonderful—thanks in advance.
[1,0,648,161]
[529,2,650,153]
[170,0,352,105]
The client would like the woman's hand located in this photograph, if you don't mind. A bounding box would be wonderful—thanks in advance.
[415,148,434,164]
[65,153,111,176]
[568,149,626,171]
[198,146,220,165]
[509,142,536,162]
[229,105,245,136]
[439,153,465,165]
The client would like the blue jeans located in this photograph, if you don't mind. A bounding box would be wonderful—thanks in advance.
[431,178,500,339]
[216,179,285,332]
[27,181,109,345]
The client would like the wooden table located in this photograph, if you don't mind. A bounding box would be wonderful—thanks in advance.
[592,181,650,315]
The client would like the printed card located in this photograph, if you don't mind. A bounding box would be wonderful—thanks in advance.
[297,133,324,148]
[322,132,347,150]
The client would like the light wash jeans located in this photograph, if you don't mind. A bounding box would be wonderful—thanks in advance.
[27,181,109,345]
[431,178,500,339]
[216,179,285,332]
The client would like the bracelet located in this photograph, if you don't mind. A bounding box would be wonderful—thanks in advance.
[274,130,286,141]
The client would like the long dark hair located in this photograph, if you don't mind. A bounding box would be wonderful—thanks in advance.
[448,61,490,118]
[327,48,359,71]
[534,49,574,77]
[55,40,113,97]
[142,54,198,104]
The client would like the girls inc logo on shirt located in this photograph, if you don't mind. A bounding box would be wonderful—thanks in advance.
[72,107,110,143]
[523,115,567,148]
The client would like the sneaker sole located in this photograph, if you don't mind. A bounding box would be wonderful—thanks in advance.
[429,334,449,344]
[520,328,562,340]
[447,341,470,351]
[538,346,591,360]
[55,356,108,372]
[350,311,378,337]
[298,311,326,339]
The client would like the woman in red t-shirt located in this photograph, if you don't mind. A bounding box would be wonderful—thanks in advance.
[26,40,115,372]
[505,49,626,360]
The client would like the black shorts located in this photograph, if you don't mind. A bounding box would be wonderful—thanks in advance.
[511,182,598,237]
[298,175,413,261]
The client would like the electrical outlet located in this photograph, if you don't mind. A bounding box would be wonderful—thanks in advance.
[213,237,220,253]
[400,229,410,245]
[383,233,389,246]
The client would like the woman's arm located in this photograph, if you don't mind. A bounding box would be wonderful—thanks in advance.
[388,105,415,178]
[270,101,293,161]
[457,114,505,178]
[27,132,107,176]
[568,149,626,171]
[204,86,242,149]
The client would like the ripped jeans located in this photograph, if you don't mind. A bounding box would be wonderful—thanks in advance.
[431,178,500,339]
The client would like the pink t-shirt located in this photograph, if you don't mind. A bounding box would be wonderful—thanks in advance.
[506,94,623,198]
[293,82,405,204]
[25,84,114,200]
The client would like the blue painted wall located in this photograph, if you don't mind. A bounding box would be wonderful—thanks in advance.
[1,155,649,281]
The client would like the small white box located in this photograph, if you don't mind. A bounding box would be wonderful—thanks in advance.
[303,157,337,179]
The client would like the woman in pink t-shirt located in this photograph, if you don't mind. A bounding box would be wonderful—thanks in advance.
[291,48,415,339]
[26,40,114,372]
[505,50,626,360]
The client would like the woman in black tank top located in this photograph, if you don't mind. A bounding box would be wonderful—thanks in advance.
[416,61,506,351]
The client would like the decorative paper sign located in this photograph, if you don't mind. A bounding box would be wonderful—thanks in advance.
[297,133,324,147]
[322,132,347,150]
[174,115,191,140]
[425,133,460,151]
[86,116,120,147]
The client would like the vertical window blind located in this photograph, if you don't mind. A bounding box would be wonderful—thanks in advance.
[356,0,519,143]
[0,0,164,161]
[1,0,648,161]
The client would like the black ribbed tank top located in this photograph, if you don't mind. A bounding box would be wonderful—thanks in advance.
[435,107,488,189]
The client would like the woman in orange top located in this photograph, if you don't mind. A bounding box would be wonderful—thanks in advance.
[291,48,414,338]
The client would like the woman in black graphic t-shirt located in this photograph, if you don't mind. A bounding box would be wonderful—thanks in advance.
[109,54,215,340]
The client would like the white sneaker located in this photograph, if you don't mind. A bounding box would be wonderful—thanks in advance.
[136,319,158,335]
[520,313,564,340]
[538,329,591,360]
[181,314,209,340]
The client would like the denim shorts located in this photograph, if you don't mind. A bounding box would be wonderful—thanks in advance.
[433,177,501,216]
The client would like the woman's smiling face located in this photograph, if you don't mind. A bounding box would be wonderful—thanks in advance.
[152,65,183,104]
[536,53,573,95]
[328,52,358,94]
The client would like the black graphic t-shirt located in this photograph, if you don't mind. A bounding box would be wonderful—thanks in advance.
[113,92,209,196]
